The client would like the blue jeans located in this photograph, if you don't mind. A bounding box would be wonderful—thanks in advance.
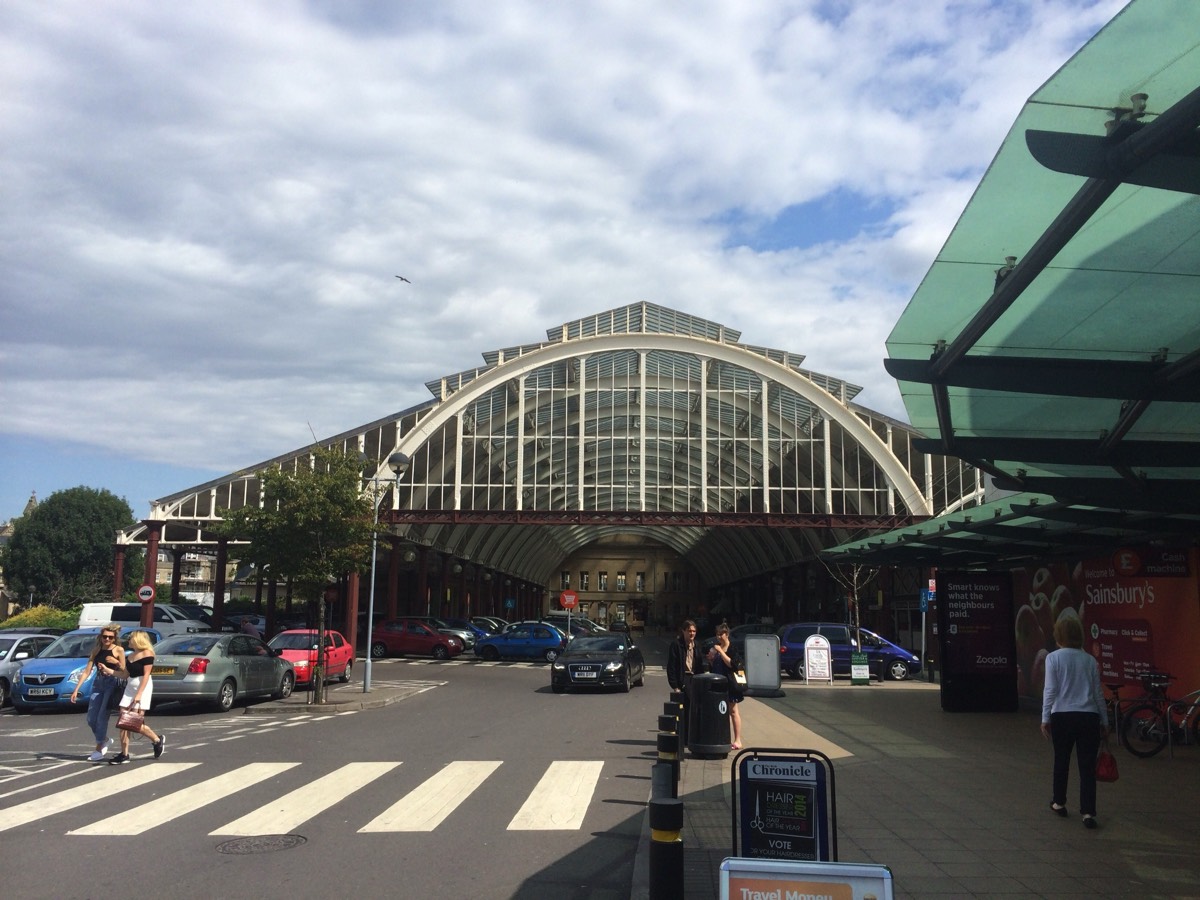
[86,675,119,744]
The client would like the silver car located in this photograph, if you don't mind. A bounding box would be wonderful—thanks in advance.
[0,632,59,707]
[150,633,295,712]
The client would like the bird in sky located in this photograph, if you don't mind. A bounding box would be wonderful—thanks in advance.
[395,275,411,283]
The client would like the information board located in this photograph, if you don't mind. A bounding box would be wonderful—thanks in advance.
[936,571,1017,712]
[720,859,894,900]
[804,634,833,684]
[735,753,834,862]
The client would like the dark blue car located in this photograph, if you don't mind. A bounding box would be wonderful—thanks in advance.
[777,622,921,681]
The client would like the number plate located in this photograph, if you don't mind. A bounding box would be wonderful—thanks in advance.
[151,666,175,675]
[575,671,598,679]
[27,687,55,696]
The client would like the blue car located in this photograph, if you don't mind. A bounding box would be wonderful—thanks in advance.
[11,627,162,712]
[438,617,491,643]
[474,622,567,662]
[776,622,921,681]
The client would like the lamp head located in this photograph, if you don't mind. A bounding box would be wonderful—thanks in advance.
[387,452,411,478]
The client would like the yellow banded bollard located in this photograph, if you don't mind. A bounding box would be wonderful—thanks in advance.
[648,796,684,900]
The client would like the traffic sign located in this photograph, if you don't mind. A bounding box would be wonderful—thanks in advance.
[137,584,156,603]
[559,590,578,609]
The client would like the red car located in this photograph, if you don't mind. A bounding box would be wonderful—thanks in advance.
[267,629,355,685]
[371,618,464,660]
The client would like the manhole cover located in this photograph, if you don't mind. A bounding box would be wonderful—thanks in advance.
[216,835,307,855]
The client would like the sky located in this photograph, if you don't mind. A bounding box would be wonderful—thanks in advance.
[0,0,1130,525]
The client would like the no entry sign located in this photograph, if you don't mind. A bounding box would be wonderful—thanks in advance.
[137,584,156,603]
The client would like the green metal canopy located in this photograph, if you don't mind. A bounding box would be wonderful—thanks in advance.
[829,0,1200,566]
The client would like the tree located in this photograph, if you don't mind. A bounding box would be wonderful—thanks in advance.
[1,486,144,608]
[216,447,377,701]
[818,559,879,647]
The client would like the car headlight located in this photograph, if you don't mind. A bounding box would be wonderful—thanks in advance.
[604,661,623,672]
[552,661,565,670]
[67,666,88,685]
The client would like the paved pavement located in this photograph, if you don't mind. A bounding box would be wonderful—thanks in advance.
[245,641,1200,899]
[633,676,1200,900]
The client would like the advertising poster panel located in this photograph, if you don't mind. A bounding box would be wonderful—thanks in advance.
[1013,546,1200,700]
[936,571,1017,711]
[737,755,832,862]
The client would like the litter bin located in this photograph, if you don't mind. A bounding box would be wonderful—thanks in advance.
[688,673,731,758]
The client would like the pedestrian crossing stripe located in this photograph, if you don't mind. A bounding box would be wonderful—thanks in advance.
[1,760,608,836]
[508,759,603,830]
[359,760,502,832]
[215,762,401,836]
[69,763,298,836]
[0,764,199,832]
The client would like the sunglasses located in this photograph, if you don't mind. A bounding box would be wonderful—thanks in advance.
[100,634,116,641]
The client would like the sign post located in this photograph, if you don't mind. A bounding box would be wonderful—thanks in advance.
[137,584,155,604]
[559,590,578,634]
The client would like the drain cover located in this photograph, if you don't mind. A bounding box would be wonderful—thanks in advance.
[216,835,307,855]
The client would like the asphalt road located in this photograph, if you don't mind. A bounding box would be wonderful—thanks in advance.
[0,658,667,899]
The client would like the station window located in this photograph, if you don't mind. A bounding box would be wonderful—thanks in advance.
[672,572,682,591]
[635,572,645,592]
[580,572,590,591]
[617,572,627,591]
[560,571,570,590]
[598,571,608,591]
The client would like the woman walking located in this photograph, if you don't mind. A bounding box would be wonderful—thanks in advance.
[70,624,126,761]
[707,624,744,750]
[1040,614,1107,829]
[110,630,165,764]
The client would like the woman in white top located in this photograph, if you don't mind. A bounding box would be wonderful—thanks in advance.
[1040,614,1107,829]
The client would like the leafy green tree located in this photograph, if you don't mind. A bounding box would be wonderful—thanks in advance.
[217,447,376,700]
[1,486,144,608]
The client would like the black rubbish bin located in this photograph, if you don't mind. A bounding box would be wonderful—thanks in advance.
[688,673,731,758]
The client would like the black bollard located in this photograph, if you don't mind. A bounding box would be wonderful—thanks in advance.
[648,797,684,900]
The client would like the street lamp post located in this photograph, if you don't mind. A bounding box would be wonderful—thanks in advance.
[364,451,411,693]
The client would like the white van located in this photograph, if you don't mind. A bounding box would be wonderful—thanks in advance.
[78,603,212,638]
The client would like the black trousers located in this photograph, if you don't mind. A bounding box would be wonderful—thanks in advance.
[1050,711,1102,816]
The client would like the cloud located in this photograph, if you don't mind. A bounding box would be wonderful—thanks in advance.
[0,0,1128,517]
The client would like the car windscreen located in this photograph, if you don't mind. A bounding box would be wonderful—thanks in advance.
[269,634,318,651]
[569,637,624,653]
[42,634,99,659]
[157,635,222,655]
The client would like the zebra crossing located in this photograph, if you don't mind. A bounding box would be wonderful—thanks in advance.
[0,758,611,837]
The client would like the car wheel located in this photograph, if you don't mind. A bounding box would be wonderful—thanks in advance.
[887,659,911,681]
[370,641,388,659]
[481,645,500,662]
[0,678,8,707]
[215,678,237,712]
[634,666,645,687]
[620,669,631,693]
[432,645,450,660]
[544,648,560,663]
[273,670,295,700]
[790,659,805,680]
[552,682,566,694]
[339,660,352,683]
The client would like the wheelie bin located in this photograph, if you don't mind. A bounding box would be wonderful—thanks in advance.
[687,672,731,758]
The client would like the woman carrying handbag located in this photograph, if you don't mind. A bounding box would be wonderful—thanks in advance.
[707,624,745,750]
[111,630,166,764]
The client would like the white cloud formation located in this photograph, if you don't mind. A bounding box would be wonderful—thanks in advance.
[1,0,1128,489]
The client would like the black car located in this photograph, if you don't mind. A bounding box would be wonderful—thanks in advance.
[700,622,776,659]
[550,635,645,693]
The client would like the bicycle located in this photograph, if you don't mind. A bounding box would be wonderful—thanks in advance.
[1103,681,1135,750]
[1120,672,1200,758]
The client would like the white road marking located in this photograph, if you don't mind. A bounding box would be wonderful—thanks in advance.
[212,761,401,835]
[359,760,502,832]
[508,761,604,830]
[68,763,297,835]
[0,764,199,831]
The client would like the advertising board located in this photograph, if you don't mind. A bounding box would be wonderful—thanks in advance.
[936,571,1017,712]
